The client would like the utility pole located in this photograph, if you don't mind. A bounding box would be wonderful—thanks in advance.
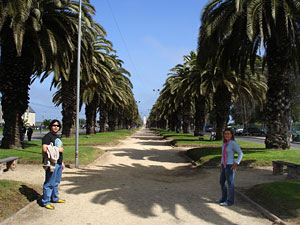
[75,0,82,168]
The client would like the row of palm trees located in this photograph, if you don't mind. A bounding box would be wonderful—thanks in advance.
[148,51,267,138]
[149,0,300,149]
[0,0,140,149]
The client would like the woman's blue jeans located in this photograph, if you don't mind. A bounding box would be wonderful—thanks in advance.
[219,164,235,205]
[42,163,62,206]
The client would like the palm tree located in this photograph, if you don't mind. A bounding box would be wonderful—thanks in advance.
[199,0,300,148]
[0,0,77,148]
[51,4,112,137]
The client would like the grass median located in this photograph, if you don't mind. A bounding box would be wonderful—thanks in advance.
[155,129,300,223]
[0,129,134,166]
[0,129,134,222]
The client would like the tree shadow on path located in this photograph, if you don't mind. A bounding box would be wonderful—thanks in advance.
[62,162,268,224]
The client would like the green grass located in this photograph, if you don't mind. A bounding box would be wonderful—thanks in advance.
[0,129,134,166]
[0,180,42,222]
[62,129,134,146]
[245,180,300,223]
[155,129,300,167]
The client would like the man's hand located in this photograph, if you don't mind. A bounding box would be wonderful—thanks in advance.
[58,147,63,152]
[231,163,238,171]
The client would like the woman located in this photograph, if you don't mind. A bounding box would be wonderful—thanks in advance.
[216,128,243,206]
[41,120,65,210]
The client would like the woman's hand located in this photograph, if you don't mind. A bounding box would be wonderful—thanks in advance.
[231,163,238,171]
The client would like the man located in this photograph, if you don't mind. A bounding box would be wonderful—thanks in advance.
[27,126,33,141]
[41,120,65,210]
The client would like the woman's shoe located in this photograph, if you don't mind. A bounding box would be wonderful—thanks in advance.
[55,199,66,203]
[220,201,232,206]
[215,199,225,204]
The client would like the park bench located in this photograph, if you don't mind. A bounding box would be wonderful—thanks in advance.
[272,160,300,179]
[0,157,18,174]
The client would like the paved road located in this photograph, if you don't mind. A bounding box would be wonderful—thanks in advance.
[2,128,286,225]
[235,135,300,149]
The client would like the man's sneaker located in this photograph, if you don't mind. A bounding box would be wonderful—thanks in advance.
[215,199,225,204]
[220,201,232,206]
[55,199,66,203]
[45,204,55,210]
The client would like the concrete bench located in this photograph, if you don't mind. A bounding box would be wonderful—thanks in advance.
[272,160,300,179]
[0,157,18,174]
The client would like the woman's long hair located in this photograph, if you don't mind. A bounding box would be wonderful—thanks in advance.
[223,128,235,143]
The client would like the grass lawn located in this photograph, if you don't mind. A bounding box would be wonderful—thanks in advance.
[155,129,300,167]
[0,180,42,222]
[246,180,300,223]
[0,129,134,166]
[62,129,134,146]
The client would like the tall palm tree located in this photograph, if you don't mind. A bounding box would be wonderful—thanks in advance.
[199,0,300,148]
[0,0,77,148]
[51,4,112,137]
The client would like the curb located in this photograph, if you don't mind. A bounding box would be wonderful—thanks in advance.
[0,200,37,225]
[236,191,288,225]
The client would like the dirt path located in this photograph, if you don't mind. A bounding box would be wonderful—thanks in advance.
[1,128,286,225]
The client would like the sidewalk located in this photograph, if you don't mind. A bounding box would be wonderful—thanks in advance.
[1,128,287,225]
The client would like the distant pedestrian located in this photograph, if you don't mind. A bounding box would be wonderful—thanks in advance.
[40,125,43,133]
[216,128,243,206]
[27,126,33,141]
[21,126,26,142]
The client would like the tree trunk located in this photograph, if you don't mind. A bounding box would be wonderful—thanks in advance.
[182,103,191,133]
[214,85,231,140]
[85,98,97,134]
[194,96,206,136]
[61,69,77,138]
[99,108,107,132]
[108,111,115,131]
[0,35,33,149]
[265,37,291,149]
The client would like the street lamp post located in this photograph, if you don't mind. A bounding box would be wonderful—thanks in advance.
[75,0,82,169]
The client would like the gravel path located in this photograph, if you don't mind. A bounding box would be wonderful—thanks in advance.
[1,128,286,225]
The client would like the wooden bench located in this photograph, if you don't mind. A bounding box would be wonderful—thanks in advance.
[272,161,300,179]
[0,157,18,174]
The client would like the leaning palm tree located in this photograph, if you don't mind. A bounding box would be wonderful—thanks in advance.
[0,0,77,148]
[199,0,300,148]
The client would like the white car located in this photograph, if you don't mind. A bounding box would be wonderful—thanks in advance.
[235,128,244,136]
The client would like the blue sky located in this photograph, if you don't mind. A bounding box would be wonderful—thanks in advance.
[29,0,209,122]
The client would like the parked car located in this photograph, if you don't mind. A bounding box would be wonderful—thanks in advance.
[243,127,266,136]
[205,125,214,132]
[235,128,244,136]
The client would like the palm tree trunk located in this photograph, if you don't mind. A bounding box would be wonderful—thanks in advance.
[0,36,33,149]
[194,96,206,136]
[85,98,97,134]
[99,108,107,132]
[182,103,191,133]
[108,111,115,131]
[61,70,77,137]
[265,38,291,149]
[214,85,231,140]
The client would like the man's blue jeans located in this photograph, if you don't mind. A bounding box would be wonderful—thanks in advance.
[219,164,235,205]
[42,163,62,206]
